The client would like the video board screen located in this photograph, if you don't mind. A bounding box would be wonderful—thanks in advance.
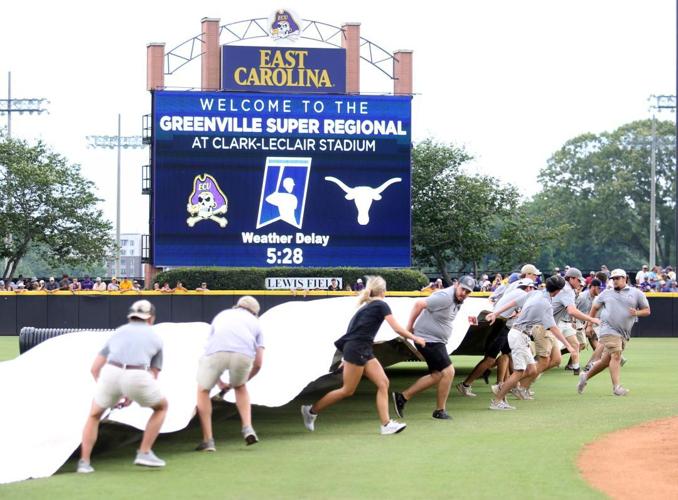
[152,90,411,267]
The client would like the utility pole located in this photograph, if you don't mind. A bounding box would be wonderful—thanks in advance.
[87,114,144,277]
[648,95,676,269]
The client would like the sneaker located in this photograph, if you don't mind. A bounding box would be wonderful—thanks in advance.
[519,387,534,400]
[489,399,515,411]
[134,450,166,468]
[573,367,581,376]
[243,430,259,446]
[527,389,535,398]
[510,387,528,400]
[76,459,94,474]
[491,383,502,396]
[613,385,629,396]
[456,382,476,398]
[392,392,407,418]
[301,405,317,431]
[564,364,574,371]
[195,438,216,452]
[432,409,451,420]
[380,419,407,435]
[577,372,587,394]
[481,369,491,384]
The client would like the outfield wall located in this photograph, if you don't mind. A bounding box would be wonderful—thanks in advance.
[0,291,675,337]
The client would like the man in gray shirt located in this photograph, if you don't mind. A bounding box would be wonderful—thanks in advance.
[457,278,536,397]
[77,300,168,473]
[195,296,264,450]
[490,275,577,410]
[392,276,475,420]
[577,269,650,396]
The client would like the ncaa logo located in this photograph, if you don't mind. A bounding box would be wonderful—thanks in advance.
[256,157,312,229]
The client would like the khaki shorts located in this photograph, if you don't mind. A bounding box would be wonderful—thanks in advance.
[94,363,164,409]
[197,351,254,390]
[558,321,578,339]
[532,325,557,358]
[599,335,626,355]
[574,329,588,348]
[507,329,536,371]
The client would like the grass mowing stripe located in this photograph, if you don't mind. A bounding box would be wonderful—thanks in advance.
[0,338,676,499]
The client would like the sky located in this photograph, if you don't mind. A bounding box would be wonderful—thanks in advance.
[1,0,675,235]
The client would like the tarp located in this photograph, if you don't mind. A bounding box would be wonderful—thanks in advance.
[0,296,489,484]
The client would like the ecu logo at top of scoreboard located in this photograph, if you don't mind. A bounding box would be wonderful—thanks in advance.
[221,46,346,94]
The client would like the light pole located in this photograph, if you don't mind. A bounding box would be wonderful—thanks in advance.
[0,72,49,137]
[87,114,144,277]
[648,95,676,269]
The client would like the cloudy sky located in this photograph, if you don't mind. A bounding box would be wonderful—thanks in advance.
[1,0,675,234]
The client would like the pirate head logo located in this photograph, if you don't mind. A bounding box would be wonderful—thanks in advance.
[186,173,228,228]
[269,9,301,40]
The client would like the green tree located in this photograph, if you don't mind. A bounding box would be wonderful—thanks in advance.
[0,135,114,279]
[412,139,535,281]
[527,119,676,271]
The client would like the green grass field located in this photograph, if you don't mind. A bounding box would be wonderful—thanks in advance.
[1,337,677,499]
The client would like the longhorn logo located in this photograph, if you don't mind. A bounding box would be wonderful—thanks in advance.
[325,176,401,225]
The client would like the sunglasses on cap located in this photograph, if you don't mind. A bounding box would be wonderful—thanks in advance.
[611,276,625,280]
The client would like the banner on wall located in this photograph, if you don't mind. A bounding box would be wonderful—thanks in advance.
[152,90,411,267]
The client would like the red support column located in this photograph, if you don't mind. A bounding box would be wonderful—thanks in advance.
[342,22,361,94]
[393,50,413,95]
[144,264,159,290]
[201,17,221,91]
[146,43,165,91]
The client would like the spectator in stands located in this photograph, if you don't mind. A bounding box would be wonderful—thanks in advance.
[639,277,652,292]
[160,282,173,293]
[666,266,676,281]
[491,274,503,291]
[421,278,443,292]
[107,277,120,291]
[480,274,492,292]
[196,282,210,292]
[119,277,133,292]
[153,282,161,291]
[0,280,5,290]
[81,276,94,290]
[352,278,364,292]
[174,281,188,292]
[45,276,59,292]
[132,281,141,291]
[635,265,648,286]
[93,277,107,291]
[585,271,595,287]
[59,274,71,290]
[31,279,41,291]
[70,277,82,291]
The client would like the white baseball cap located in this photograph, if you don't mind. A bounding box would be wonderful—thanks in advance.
[610,268,627,278]
[516,278,535,288]
[521,264,541,275]
[127,300,156,320]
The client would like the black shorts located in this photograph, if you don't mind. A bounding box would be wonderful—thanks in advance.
[341,340,375,366]
[483,320,511,358]
[416,342,452,373]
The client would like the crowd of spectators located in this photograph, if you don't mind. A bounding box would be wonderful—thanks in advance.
[0,275,214,293]
[3,265,677,294]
